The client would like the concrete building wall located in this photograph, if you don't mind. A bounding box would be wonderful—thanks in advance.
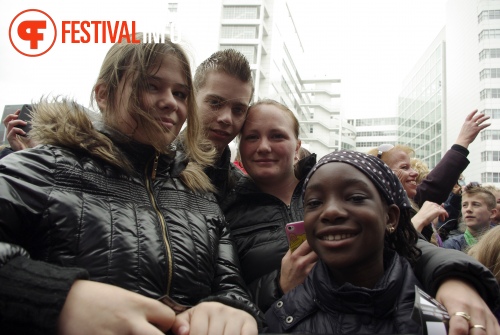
[446,0,500,184]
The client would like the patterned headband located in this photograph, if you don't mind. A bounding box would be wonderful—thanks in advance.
[303,150,411,210]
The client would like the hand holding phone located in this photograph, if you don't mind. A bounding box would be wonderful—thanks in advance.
[285,221,306,253]
[16,104,33,135]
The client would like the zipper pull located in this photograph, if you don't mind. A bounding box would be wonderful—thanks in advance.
[152,151,159,180]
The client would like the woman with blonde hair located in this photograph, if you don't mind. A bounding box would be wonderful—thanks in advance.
[469,226,500,322]
[0,34,260,335]
[469,225,500,284]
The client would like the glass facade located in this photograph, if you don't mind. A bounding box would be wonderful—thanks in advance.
[398,43,444,169]
[354,117,398,126]
[356,130,397,137]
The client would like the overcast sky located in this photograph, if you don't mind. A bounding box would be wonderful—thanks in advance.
[0,0,447,119]
[288,0,448,118]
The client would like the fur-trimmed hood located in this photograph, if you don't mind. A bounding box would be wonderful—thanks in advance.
[29,99,130,169]
[28,98,214,192]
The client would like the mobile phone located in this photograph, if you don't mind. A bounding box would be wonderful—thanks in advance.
[16,104,33,134]
[285,221,306,252]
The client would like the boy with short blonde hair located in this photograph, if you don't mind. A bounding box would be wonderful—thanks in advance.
[443,184,498,252]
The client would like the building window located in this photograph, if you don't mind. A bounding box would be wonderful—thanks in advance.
[481,151,500,162]
[220,45,256,63]
[356,142,396,148]
[479,68,500,80]
[481,130,500,140]
[479,29,500,42]
[480,89,500,100]
[220,25,258,39]
[309,125,314,134]
[481,109,500,118]
[479,49,500,61]
[168,3,178,13]
[222,6,259,19]
[356,131,397,137]
[479,10,500,23]
[482,172,500,183]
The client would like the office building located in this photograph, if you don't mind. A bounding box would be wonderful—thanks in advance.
[348,117,398,154]
[398,28,446,169]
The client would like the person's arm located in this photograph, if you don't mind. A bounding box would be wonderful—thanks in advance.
[0,148,87,333]
[436,278,500,335]
[415,239,500,306]
[415,110,489,207]
[415,147,469,207]
[0,243,89,334]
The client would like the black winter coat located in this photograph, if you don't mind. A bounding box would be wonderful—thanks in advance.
[265,251,422,335]
[0,108,259,333]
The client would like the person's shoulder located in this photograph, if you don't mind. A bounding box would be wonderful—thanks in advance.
[0,146,15,159]
[442,234,464,248]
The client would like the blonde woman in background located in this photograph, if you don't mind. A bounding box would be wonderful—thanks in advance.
[469,225,500,284]
[469,225,500,322]
[411,157,430,185]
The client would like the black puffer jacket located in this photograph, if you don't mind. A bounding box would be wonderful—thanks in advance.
[0,103,260,333]
[265,251,422,334]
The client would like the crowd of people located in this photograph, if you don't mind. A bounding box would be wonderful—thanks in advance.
[1,33,500,334]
